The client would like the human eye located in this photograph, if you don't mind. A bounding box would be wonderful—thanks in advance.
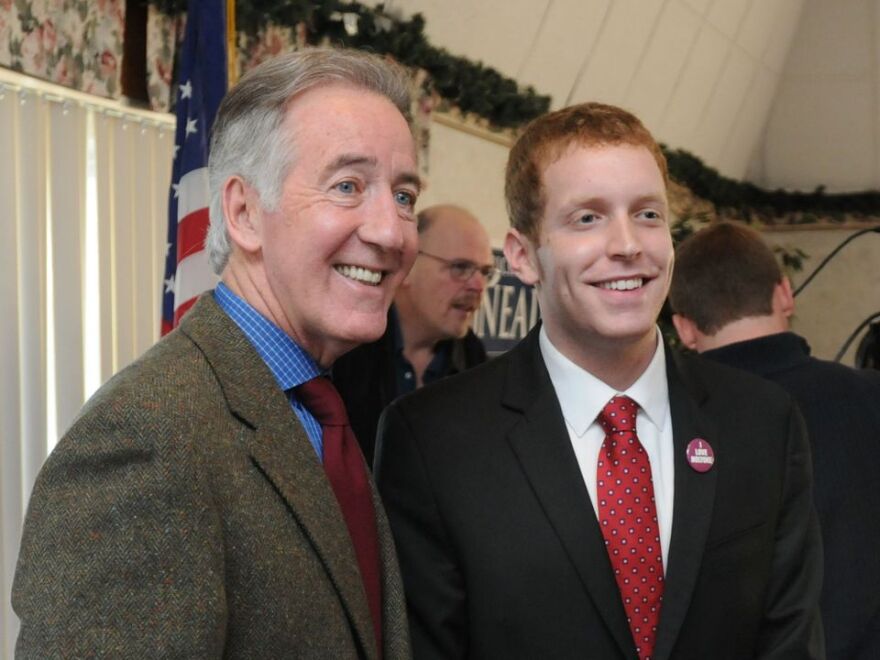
[394,189,417,209]
[449,260,474,279]
[334,180,357,194]
[638,208,665,223]
[575,212,599,225]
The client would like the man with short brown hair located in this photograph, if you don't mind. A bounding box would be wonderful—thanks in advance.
[671,221,880,660]
[669,221,791,344]
[376,104,824,660]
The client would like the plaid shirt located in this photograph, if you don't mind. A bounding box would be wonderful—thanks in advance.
[214,283,324,459]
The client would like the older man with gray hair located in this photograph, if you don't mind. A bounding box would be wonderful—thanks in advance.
[13,48,420,659]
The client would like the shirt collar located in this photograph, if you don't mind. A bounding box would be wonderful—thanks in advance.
[539,326,668,436]
[213,282,321,391]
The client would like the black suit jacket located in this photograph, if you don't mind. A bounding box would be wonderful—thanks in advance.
[333,308,487,466]
[704,332,880,660]
[375,326,824,660]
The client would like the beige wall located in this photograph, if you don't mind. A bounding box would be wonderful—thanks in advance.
[753,0,880,192]
[380,0,806,180]
[765,227,880,363]
[420,116,511,243]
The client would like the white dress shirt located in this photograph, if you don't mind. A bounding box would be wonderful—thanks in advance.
[539,326,675,568]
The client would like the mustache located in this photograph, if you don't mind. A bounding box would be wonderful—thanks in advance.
[452,293,482,311]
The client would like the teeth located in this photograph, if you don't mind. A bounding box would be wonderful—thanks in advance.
[598,278,643,291]
[335,264,382,286]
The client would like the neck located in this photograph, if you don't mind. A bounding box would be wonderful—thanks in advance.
[394,295,443,351]
[397,307,440,387]
[222,259,348,369]
[546,326,658,391]
[394,300,444,387]
[696,315,789,353]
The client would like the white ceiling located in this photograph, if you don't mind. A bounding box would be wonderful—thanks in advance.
[377,0,880,193]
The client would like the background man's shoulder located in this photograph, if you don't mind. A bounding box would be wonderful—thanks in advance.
[672,347,799,414]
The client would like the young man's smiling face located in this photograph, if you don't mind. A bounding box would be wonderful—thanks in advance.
[509,143,673,362]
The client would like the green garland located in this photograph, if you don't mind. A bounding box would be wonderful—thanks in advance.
[146,0,550,128]
[147,0,880,220]
[663,146,880,222]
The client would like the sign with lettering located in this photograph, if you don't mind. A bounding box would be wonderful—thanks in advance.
[472,249,540,356]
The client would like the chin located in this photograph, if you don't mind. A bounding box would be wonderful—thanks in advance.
[446,323,471,340]
[606,326,658,347]
[342,316,391,345]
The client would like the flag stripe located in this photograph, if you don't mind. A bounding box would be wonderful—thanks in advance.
[177,167,210,222]
[176,248,218,307]
[177,207,210,263]
[161,2,227,335]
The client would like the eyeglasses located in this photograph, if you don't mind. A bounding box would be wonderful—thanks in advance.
[418,250,500,286]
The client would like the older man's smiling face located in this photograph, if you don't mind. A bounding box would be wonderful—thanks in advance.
[256,83,420,365]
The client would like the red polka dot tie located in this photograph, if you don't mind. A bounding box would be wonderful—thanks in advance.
[597,395,664,660]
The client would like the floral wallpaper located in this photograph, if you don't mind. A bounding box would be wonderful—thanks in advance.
[145,5,181,112]
[0,2,433,175]
[1,0,124,98]
[145,9,435,176]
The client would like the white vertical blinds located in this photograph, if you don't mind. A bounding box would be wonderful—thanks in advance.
[48,100,87,438]
[0,69,173,660]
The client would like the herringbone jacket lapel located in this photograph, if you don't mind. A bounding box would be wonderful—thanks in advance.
[180,295,381,659]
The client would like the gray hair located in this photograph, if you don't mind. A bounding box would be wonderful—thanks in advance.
[206,47,413,274]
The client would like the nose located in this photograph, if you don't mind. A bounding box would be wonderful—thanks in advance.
[359,189,408,251]
[607,215,642,260]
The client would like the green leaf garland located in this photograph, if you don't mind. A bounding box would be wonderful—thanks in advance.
[147,0,880,221]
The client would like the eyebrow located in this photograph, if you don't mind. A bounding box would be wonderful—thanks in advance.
[395,171,423,193]
[561,191,667,213]
[320,153,422,192]
[631,193,668,206]
[320,154,377,180]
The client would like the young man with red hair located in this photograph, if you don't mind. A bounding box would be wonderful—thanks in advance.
[376,103,824,660]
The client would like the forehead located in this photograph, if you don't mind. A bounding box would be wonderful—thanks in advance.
[421,214,491,259]
[541,143,666,200]
[284,83,416,165]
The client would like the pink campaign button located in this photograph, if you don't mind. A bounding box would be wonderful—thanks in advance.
[686,438,715,473]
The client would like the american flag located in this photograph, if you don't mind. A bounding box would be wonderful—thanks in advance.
[161,1,228,335]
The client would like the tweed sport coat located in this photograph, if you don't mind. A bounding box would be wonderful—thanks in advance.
[13,294,410,659]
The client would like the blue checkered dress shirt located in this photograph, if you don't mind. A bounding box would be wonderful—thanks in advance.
[214,283,325,459]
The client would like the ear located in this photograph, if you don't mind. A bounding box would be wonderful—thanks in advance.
[504,228,541,286]
[775,276,795,319]
[671,313,700,351]
[222,175,263,254]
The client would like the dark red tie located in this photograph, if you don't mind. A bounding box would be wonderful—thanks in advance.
[597,396,664,660]
[295,376,383,656]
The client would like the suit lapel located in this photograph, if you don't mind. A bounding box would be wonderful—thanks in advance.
[180,295,378,660]
[502,329,635,658]
[652,350,718,660]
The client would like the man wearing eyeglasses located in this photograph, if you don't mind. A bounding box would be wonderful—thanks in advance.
[333,204,494,465]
